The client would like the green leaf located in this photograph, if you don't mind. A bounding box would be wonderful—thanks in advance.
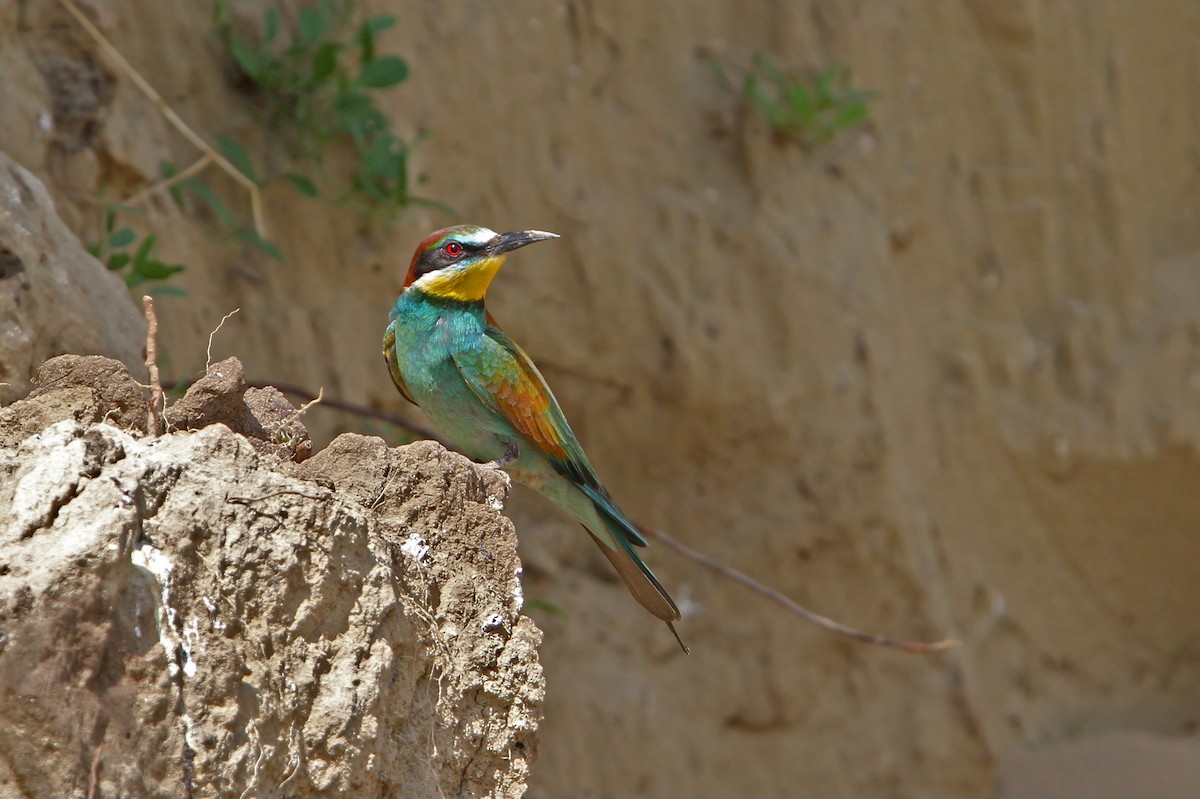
[132,232,158,265]
[231,38,265,81]
[358,25,375,63]
[359,134,397,177]
[786,84,815,120]
[358,14,396,62]
[359,56,408,88]
[311,41,340,83]
[147,284,187,298]
[284,172,319,197]
[236,228,283,260]
[212,0,230,29]
[108,228,136,248]
[297,7,324,44]
[364,14,396,34]
[317,0,337,27]
[333,92,376,139]
[833,103,868,129]
[160,160,186,207]
[132,260,185,280]
[215,134,257,182]
[86,242,102,258]
[106,252,131,271]
[816,66,842,97]
[183,179,239,227]
[264,7,279,42]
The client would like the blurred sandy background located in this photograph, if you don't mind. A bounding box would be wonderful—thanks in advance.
[2,2,1198,796]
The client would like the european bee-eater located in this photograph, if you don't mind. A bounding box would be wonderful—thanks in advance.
[383,224,685,650]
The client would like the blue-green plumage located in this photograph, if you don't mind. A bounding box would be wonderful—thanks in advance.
[384,225,683,644]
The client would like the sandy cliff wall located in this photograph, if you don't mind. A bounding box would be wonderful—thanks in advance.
[2,1,1199,796]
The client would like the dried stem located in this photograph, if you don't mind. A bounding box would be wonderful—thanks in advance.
[206,308,241,373]
[639,524,958,654]
[227,489,329,504]
[57,0,267,238]
[142,296,164,436]
[87,742,104,799]
[250,381,441,442]
[289,387,324,422]
[160,378,440,441]
[157,374,957,652]
[124,154,213,207]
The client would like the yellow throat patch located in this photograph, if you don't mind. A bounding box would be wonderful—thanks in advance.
[418,255,505,302]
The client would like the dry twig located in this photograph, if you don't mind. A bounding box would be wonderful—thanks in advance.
[160,377,440,442]
[244,382,440,442]
[160,376,956,653]
[87,742,104,799]
[206,308,241,372]
[124,154,213,207]
[289,387,324,421]
[142,296,164,436]
[639,524,958,654]
[227,489,329,504]
[57,0,267,237]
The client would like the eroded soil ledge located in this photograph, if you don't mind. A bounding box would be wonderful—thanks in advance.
[0,355,543,798]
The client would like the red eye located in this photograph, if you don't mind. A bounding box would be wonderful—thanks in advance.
[444,241,463,257]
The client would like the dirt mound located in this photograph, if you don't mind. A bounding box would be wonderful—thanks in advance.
[0,355,542,798]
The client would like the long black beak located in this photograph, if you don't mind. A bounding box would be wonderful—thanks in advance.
[488,229,559,256]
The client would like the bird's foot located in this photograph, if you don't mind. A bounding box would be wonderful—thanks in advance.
[483,443,520,470]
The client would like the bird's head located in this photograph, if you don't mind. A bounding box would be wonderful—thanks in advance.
[402,224,559,302]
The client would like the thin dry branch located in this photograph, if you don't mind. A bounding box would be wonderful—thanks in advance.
[156,375,957,653]
[639,524,958,654]
[159,379,440,442]
[206,308,241,372]
[87,742,104,799]
[289,387,324,422]
[244,382,441,442]
[57,0,267,237]
[142,296,164,436]
[227,489,329,505]
[125,154,213,207]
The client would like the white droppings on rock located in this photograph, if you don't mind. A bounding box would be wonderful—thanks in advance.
[401,532,430,563]
[131,543,197,679]
[200,596,227,631]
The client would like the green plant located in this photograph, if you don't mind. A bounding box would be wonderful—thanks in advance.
[159,159,282,260]
[714,53,875,149]
[87,204,186,293]
[214,0,441,217]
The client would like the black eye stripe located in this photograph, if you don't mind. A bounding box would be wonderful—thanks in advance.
[414,238,486,279]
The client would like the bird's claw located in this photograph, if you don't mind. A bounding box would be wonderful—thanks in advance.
[483,443,519,470]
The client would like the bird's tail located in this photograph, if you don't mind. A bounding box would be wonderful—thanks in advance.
[582,490,686,641]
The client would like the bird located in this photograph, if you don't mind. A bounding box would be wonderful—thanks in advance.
[383,224,686,651]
